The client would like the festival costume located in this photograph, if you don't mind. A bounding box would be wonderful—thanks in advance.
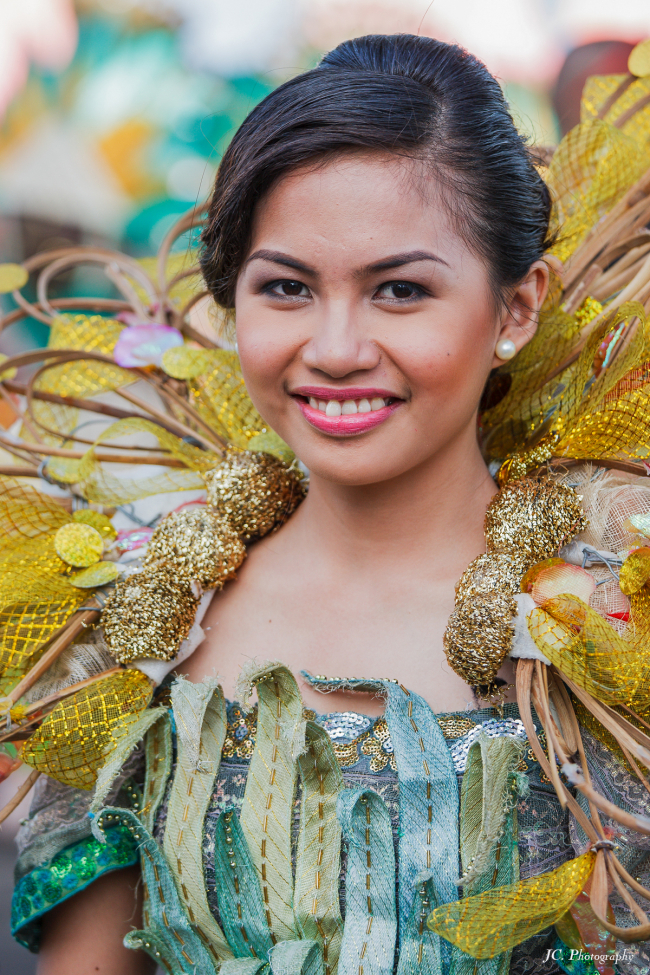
[3,46,650,975]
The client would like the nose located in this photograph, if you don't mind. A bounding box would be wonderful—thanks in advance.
[301,299,380,378]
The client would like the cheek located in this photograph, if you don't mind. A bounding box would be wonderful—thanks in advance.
[397,313,495,409]
[235,310,297,411]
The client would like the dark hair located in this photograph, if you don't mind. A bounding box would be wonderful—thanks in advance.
[201,34,552,309]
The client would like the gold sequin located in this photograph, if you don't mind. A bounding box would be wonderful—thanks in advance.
[102,563,198,663]
[437,716,477,740]
[72,509,117,540]
[69,561,120,588]
[54,523,104,568]
[204,447,305,541]
[222,704,258,760]
[143,507,245,589]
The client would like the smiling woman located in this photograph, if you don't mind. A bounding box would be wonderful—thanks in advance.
[9,30,650,975]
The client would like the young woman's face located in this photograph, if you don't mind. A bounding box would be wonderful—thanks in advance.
[235,154,545,485]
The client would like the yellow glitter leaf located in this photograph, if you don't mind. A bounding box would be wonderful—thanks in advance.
[161,346,219,379]
[0,264,28,293]
[54,523,104,568]
[428,852,595,959]
[619,547,650,595]
[247,430,295,464]
[72,509,117,540]
[629,39,650,78]
[69,561,120,588]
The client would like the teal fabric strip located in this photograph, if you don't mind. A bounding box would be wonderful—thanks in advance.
[97,806,219,975]
[396,876,442,974]
[270,939,324,974]
[336,787,397,975]
[213,807,275,960]
[12,825,138,952]
[381,682,459,968]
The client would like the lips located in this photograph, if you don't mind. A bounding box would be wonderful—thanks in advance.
[292,387,403,436]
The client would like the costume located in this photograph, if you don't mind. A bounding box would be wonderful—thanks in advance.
[3,43,650,975]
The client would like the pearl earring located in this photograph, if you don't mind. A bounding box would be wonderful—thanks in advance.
[495,337,516,361]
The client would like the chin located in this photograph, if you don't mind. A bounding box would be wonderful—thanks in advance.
[289,437,429,487]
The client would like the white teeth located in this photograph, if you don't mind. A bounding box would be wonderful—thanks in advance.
[341,399,357,415]
[309,397,318,409]
[370,397,386,410]
[318,401,327,412]
[325,400,342,417]
[358,398,371,413]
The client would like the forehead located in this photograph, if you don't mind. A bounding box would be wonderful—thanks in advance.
[248,153,468,264]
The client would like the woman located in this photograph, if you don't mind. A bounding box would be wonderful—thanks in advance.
[5,33,650,975]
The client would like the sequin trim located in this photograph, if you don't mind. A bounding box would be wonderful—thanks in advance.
[11,826,138,952]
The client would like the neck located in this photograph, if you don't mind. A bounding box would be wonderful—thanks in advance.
[290,427,497,580]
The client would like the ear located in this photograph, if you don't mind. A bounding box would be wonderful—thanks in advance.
[491,260,550,369]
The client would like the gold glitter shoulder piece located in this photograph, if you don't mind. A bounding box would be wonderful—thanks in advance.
[440,46,650,953]
[0,208,304,792]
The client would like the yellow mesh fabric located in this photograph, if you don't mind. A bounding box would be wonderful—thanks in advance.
[0,534,86,693]
[46,417,218,505]
[21,668,153,789]
[427,852,595,959]
[37,314,129,398]
[581,74,650,150]
[0,476,69,544]
[187,350,267,447]
[25,314,130,448]
[527,594,649,714]
[489,302,650,480]
[0,480,85,693]
[546,120,646,263]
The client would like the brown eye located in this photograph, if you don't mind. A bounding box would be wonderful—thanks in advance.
[376,281,423,300]
[271,280,308,297]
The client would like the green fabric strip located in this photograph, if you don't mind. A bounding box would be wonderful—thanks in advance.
[336,788,397,975]
[220,959,271,974]
[453,734,524,975]
[12,826,138,952]
[240,662,305,943]
[295,721,344,974]
[141,709,172,833]
[270,938,324,975]
[90,706,167,836]
[163,676,233,964]
[213,807,275,960]
[100,806,219,975]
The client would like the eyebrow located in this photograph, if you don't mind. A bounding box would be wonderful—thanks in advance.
[244,248,450,276]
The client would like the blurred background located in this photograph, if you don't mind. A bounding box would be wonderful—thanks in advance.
[1,0,650,971]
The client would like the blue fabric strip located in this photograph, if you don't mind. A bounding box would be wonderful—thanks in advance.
[381,682,459,972]
[336,787,397,974]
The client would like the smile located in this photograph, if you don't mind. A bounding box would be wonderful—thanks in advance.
[292,387,403,436]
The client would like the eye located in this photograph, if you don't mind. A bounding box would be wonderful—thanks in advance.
[267,280,310,298]
[375,281,424,301]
